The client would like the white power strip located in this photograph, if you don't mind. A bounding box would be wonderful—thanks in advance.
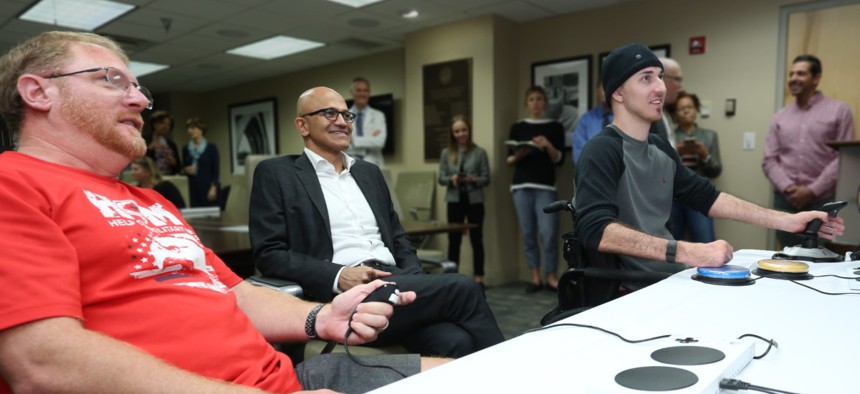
[587,336,755,393]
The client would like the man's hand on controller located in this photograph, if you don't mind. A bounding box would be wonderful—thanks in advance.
[777,210,845,239]
[318,280,416,345]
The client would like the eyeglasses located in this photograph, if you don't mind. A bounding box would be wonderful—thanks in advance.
[664,74,684,83]
[47,66,154,110]
[300,107,357,123]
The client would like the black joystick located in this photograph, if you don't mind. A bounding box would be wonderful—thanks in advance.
[798,201,846,248]
[773,201,847,262]
[361,283,400,305]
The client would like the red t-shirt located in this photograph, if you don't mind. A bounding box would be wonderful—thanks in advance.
[0,152,300,393]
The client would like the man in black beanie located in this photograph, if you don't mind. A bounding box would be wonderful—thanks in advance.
[573,43,844,290]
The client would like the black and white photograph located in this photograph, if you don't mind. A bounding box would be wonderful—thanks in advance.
[599,44,671,72]
[228,98,278,174]
[532,55,592,147]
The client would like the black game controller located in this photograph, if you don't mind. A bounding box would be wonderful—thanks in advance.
[361,283,400,305]
[798,201,847,248]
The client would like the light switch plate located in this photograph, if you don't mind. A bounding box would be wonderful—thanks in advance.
[743,132,755,150]
[700,99,711,118]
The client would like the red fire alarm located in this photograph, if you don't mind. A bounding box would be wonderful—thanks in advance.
[689,36,706,55]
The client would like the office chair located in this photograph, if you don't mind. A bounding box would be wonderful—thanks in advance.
[394,171,436,222]
[540,200,672,326]
[162,175,190,209]
[389,170,457,273]
[220,174,249,224]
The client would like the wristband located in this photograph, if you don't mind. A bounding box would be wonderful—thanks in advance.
[666,240,677,264]
[304,303,325,339]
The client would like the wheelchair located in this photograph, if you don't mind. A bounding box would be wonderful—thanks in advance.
[540,200,672,326]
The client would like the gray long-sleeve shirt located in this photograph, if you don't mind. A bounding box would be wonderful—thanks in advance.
[574,125,720,281]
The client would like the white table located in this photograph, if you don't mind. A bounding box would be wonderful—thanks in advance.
[371,250,860,393]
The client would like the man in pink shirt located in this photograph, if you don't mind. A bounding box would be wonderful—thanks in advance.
[763,54,855,247]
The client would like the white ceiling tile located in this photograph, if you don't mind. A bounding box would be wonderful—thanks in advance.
[106,7,211,36]
[465,1,554,22]
[147,0,246,21]
[225,10,305,32]
[132,43,212,64]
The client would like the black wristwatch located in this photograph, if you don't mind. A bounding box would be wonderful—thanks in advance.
[666,240,677,264]
[304,303,325,339]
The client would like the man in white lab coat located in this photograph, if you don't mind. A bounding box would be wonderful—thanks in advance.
[347,77,387,167]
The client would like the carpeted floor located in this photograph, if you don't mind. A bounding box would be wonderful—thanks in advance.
[484,282,559,340]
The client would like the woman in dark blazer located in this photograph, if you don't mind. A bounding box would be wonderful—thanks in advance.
[182,118,220,208]
[438,115,490,288]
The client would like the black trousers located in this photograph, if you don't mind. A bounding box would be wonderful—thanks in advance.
[368,271,503,358]
[446,202,485,276]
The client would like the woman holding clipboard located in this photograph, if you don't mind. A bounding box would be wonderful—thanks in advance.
[506,86,565,293]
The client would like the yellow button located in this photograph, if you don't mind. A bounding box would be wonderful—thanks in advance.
[757,259,809,273]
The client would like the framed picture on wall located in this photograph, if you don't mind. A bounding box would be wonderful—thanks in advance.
[228,98,279,174]
[422,58,472,161]
[598,44,671,74]
[531,54,592,147]
[650,44,671,58]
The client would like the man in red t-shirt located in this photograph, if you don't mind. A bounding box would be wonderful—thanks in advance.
[0,31,439,393]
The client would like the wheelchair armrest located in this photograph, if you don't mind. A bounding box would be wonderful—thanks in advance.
[419,256,458,273]
[247,274,304,298]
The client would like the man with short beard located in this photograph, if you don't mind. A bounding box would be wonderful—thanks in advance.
[249,86,504,358]
[762,54,855,247]
[0,31,444,394]
[574,43,844,292]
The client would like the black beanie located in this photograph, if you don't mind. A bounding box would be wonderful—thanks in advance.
[601,43,663,107]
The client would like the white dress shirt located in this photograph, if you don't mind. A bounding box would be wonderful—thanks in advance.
[663,109,676,149]
[304,148,396,293]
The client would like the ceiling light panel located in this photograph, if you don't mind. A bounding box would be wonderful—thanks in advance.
[226,36,325,60]
[129,61,169,77]
[19,0,135,31]
[326,0,386,8]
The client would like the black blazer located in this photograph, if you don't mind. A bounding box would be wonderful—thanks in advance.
[249,154,422,301]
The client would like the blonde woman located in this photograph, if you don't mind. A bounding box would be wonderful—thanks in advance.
[438,115,489,288]
[130,156,186,209]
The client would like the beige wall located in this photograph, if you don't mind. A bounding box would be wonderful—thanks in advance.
[403,16,527,284]
[164,0,850,285]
